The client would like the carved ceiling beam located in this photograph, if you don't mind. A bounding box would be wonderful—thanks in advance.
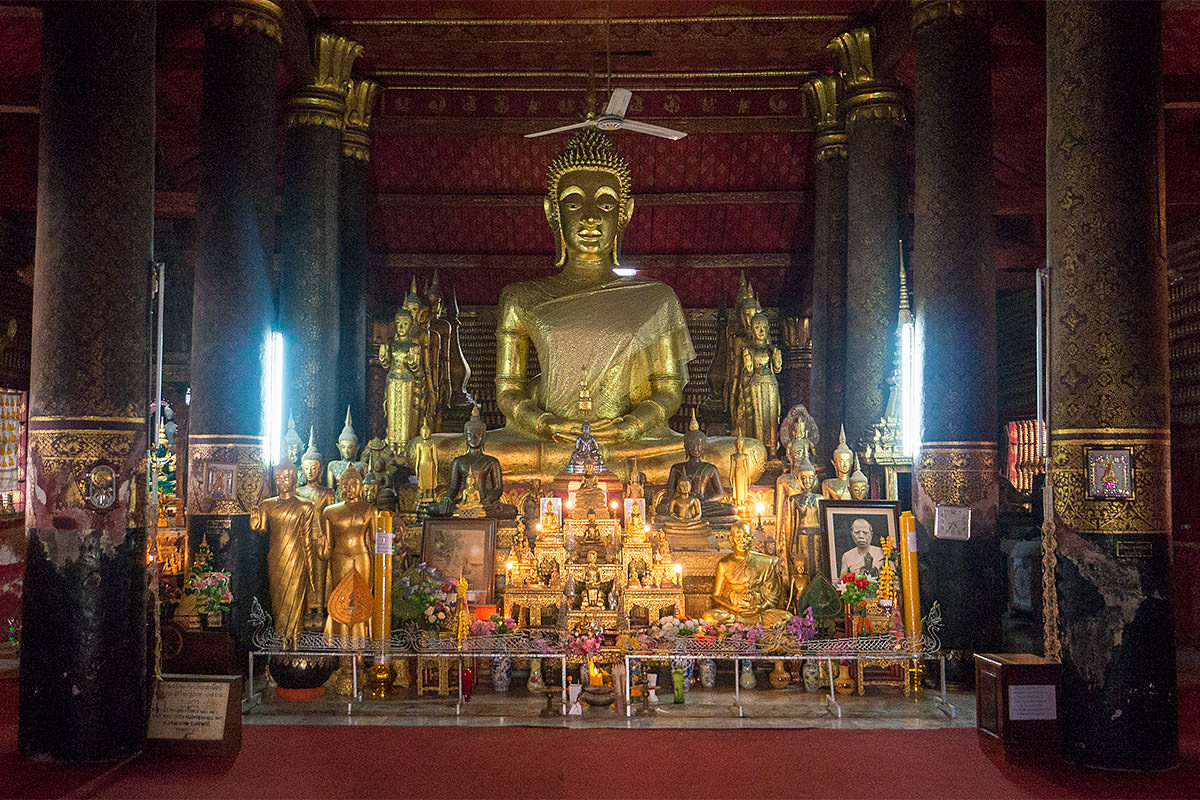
[373,115,812,134]
[374,190,805,209]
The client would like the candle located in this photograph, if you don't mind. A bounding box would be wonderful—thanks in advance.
[899,511,921,643]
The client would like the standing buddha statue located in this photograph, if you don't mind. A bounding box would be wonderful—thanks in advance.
[740,312,783,456]
[429,129,764,484]
[774,437,807,558]
[786,443,822,599]
[250,462,317,642]
[320,464,374,641]
[296,428,336,621]
[379,308,428,460]
[729,434,751,511]
[327,407,366,501]
[410,421,439,505]
[822,426,854,500]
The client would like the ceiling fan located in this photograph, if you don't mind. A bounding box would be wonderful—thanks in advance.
[524,87,687,140]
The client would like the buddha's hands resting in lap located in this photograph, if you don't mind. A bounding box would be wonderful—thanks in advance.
[544,416,641,444]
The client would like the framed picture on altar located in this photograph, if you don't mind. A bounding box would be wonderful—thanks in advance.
[821,500,899,586]
[623,498,646,525]
[421,519,497,605]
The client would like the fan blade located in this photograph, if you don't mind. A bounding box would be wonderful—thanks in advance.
[524,120,595,138]
[604,88,632,118]
[620,119,687,140]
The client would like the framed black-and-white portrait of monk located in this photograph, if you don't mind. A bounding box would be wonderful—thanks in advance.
[421,519,497,605]
[821,499,899,584]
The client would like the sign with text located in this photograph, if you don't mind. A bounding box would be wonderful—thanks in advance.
[147,674,242,756]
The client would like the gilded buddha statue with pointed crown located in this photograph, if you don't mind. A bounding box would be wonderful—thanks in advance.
[429,130,766,484]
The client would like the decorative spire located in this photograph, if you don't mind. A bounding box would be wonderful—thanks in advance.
[338,406,358,444]
[689,408,700,431]
[834,425,853,458]
[577,367,592,416]
[303,425,322,462]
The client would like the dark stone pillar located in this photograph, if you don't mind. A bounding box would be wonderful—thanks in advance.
[1047,1,1177,770]
[279,33,361,457]
[337,79,379,437]
[19,1,154,762]
[803,75,848,467]
[829,28,909,455]
[910,1,1002,666]
[186,1,281,655]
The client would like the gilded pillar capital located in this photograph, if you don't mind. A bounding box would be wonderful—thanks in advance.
[911,1,989,34]
[342,79,380,161]
[803,75,847,161]
[205,0,283,43]
[828,28,908,130]
[285,33,363,130]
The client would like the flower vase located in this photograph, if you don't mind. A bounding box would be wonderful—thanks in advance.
[802,659,823,693]
[739,659,757,690]
[199,610,223,630]
[769,660,790,689]
[671,669,685,704]
[527,658,544,692]
[669,656,693,692]
[490,654,513,692]
[856,604,869,637]
[698,658,717,689]
[834,662,855,695]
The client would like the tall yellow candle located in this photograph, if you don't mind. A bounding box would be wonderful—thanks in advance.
[372,510,394,645]
[899,511,921,643]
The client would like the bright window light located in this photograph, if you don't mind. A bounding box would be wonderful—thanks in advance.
[901,319,922,459]
[613,267,638,276]
[264,331,284,465]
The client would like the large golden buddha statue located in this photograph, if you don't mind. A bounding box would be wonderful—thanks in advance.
[432,131,766,484]
[701,521,791,627]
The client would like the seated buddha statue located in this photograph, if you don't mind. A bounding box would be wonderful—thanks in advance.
[432,406,517,519]
[701,521,791,628]
[655,412,738,525]
[570,461,608,519]
[568,421,605,474]
[661,477,713,549]
[573,508,609,562]
[427,130,766,485]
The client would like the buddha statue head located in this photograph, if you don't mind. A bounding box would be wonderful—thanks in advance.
[750,312,771,345]
[301,426,323,485]
[362,470,380,505]
[544,130,634,268]
[340,463,364,503]
[337,407,360,461]
[403,278,422,320]
[832,425,854,480]
[464,405,486,450]
[730,520,753,554]
[283,411,303,467]
[735,434,745,454]
[274,460,299,496]
[425,270,446,317]
[797,443,817,493]
[677,477,693,499]
[850,456,869,500]
[393,307,415,340]
[419,420,432,441]
[739,296,762,334]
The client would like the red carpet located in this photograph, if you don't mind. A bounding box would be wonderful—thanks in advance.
[1,680,1197,799]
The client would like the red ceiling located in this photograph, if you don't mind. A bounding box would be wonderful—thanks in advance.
[4,2,1200,307]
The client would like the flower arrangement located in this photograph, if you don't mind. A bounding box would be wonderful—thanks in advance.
[784,606,818,645]
[392,563,460,630]
[701,621,766,645]
[615,632,655,653]
[184,539,232,616]
[565,621,605,658]
[837,571,876,608]
[649,615,701,639]
[469,613,516,638]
